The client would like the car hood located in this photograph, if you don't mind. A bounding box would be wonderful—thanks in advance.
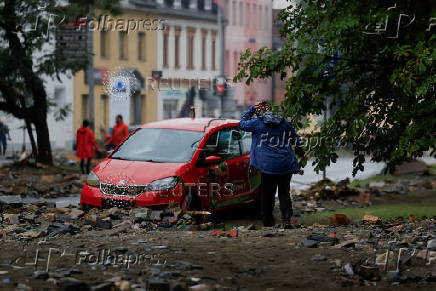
[94,158,186,185]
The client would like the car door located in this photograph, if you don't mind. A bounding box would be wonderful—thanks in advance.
[201,126,253,209]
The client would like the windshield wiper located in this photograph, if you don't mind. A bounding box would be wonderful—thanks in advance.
[144,159,164,163]
[111,156,129,160]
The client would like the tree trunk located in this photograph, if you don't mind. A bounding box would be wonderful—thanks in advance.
[32,112,53,165]
[24,118,37,160]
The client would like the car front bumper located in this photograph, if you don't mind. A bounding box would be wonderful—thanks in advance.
[80,182,184,208]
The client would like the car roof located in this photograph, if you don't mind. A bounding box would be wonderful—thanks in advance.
[140,118,240,133]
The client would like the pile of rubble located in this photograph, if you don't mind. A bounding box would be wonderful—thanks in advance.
[299,216,436,287]
[0,167,82,199]
[0,199,215,240]
[292,175,436,216]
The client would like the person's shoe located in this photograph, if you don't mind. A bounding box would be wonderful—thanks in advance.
[262,217,275,228]
[280,221,296,230]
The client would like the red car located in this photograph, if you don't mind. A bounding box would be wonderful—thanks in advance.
[80,118,261,211]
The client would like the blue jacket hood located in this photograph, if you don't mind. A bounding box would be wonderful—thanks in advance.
[261,112,292,130]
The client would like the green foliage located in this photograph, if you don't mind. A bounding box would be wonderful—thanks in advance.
[234,0,436,175]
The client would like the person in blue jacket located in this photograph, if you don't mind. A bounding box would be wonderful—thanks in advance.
[239,102,304,227]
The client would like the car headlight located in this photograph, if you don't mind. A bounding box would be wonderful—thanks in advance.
[147,177,179,191]
[86,171,100,187]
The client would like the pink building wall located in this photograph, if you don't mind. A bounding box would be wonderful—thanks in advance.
[223,0,272,107]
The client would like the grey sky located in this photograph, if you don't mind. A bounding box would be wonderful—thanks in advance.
[273,0,292,9]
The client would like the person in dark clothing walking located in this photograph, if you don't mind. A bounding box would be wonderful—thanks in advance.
[239,102,304,227]
[0,120,11,156]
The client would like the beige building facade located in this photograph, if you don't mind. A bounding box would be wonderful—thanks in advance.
[73,8,160,141]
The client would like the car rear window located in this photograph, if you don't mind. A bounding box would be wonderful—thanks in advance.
[111,128,204,163]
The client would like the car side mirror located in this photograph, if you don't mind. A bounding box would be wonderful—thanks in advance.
[204,155,222,165]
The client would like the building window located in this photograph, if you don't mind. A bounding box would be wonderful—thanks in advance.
[258,5,262,30]
[233,51,238,75]
[82,94,89,121]
[163,99,178,119]
[138,32,146,61]
[204,0,211,10]
[239,1,243,26]
[201,30,207,70]
[253,4,257,30]
[100,30,109,59]
[119,31,128,60]
[174,26,181,69]
[163,30,169,68]
[265,6,269,30]
[246,3,250,29]
[187,27,195,70]
[232,0,236,26]
[211,30,217,71]
[224,0,229,18]
[101,94,108,130]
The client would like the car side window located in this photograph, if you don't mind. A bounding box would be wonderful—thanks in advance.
[241,131,252,155]
[204,128,242,160]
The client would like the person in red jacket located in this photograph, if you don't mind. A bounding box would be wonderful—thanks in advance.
[106,114,130,150]
[76,120,99,174]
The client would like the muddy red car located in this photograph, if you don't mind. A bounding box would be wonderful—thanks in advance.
[80,118,261,211]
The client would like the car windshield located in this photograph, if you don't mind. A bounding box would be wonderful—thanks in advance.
[111,128,204,163]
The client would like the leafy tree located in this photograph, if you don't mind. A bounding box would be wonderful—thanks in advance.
[235,0,435,175]
[0,0,120,164]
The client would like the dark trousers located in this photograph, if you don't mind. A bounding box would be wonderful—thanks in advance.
[80,158,92,174]
[0,136,6,156]
[260,173,293,225]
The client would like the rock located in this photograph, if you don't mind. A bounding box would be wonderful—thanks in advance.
[308,233,339,243]
[211,230,238,238]
[394,160,428,176]
[59,277,89,291]
[189,284,213,291]
[311,254,327,261]
[246,224,256,230]
[104,207,122,219]
[91,282,115,291]
[87,215,112,229]
[47,222,75,238]
[6,214,20,224]
[387,270,401,282]
[334,239,359,248]
[32,271,49,280]
[301,240,318,248]
[362,215,381,224]
[69,209,84,219]
[114,280,131,291]
[129,208,152,223]
[0,195,23,208]
[150,210,163,222]
[344,263,354,277]
[185,211,211,224]
[147,278,170,291]
[329,214,350,226]
[427,239,436,250]
[41,213,56,222]
[354,265,380,281]
[369,181,386,188]
[20,222,49,238]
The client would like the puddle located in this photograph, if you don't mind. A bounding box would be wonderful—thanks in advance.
[22,195,80,208]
